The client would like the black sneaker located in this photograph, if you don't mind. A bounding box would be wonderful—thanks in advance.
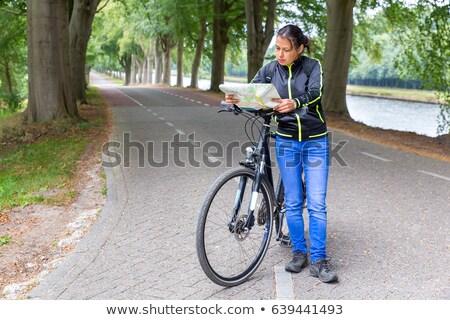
[285,251,308,273]
[310,258,338,283]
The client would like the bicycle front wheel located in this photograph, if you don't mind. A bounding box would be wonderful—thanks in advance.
[196,167,274,287]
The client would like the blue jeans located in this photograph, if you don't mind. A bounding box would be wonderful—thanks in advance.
[275,136,329,263]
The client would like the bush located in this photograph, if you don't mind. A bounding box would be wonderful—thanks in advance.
[0,91,24,114]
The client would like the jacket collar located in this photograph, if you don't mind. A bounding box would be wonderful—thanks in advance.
[283,56,304,70]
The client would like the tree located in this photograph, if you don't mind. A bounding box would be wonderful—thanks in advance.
[89,2,142,85]
[322,0,356,115]
[0,8,26,112]
[188,0,212,88]
[69,0,103,104]
[383,0,449,133]
[210,0,246,91]
[25,0,79,123]
[159,25,177,85]
[245,0,276,82]
[137,0,178,85]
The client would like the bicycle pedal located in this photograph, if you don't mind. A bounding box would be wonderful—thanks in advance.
[278,235,292,248]
[279,240,293,248]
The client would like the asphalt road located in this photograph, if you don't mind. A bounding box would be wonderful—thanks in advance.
[30,74,449,300]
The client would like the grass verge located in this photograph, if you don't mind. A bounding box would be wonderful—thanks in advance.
[0,86,108,211]
[346,85,439,104]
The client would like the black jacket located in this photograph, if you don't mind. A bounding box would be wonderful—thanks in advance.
[252,56,327,141]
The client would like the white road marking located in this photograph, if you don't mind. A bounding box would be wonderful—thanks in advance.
[274,265,294,300]
[361,152,391,162]
[204,153,219,163]
[166,122,174,127]
[176,129,186,135]
[188,138,200,147]
[417,170,450,182]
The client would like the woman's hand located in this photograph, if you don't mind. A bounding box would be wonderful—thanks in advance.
[225,94,240,105]
[272,98,296,113]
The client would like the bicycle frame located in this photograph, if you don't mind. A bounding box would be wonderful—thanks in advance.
[228,107,286,242]
[196,103,294,287]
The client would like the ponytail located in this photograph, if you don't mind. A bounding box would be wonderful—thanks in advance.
[277,24,312,55]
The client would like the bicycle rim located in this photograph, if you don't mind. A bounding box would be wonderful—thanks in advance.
[196,167,273,287]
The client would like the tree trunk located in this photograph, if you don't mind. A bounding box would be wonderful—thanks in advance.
[69,0,101,104]
[176,38,184,87]
[145,39,154,84]
[154,38,163,84]
[120,53,131,85]
[143,57,148,84]
[146,55,153,84]
[210,0,230,91]
[137,58,143,84]
[160,33,176,86]
[130,53,137,85]
[162,46,172,85]
[245,0,276,82]
[25,0,79,123]
[4,61,13,94]
[322,0,355,115]
[190,17,207,88]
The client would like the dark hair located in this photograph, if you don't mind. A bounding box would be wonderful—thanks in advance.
[277,24,311,54]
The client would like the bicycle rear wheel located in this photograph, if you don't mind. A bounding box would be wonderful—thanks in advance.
[196,167,274,287]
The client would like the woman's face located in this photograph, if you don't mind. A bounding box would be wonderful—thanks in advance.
[275,36,303,66]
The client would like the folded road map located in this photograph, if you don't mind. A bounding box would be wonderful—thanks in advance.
[219,83,281,110]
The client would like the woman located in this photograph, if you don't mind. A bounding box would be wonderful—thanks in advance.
[226,24,338,283]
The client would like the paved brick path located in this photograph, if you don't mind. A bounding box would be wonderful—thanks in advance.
[30,76,449,300]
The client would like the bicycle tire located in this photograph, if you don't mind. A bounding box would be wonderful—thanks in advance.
[196,167,274,287]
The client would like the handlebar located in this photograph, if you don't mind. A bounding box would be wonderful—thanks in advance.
[218,101,243,115]
[218,101,276,117]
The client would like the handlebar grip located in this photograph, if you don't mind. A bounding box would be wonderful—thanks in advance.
[219,101,230,111]
[218,101,242,114]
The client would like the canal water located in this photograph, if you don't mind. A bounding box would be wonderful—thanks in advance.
[346,95,444,138]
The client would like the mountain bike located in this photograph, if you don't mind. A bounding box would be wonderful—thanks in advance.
[196,102,306,287]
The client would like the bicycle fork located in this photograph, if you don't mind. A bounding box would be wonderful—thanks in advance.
[228,117,273,238]
[228,157,267,238]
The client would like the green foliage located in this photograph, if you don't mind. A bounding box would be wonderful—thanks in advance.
[383,1,449,99]
[0,0,26,14]
[350,17,407,86]
[280,0,327,58]
[0,235,11,246]
[0,9,27,111]
[383,0,449,133]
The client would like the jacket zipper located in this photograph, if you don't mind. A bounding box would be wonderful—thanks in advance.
[287,64,302,141]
